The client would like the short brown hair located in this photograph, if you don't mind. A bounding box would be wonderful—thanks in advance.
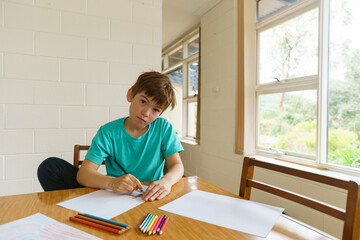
[131,71,176,112]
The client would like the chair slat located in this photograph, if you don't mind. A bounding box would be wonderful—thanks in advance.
[248,179,345,220]
[240,156,360,239]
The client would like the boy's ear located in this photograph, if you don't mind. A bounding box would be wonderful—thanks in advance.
[126,88,133,102]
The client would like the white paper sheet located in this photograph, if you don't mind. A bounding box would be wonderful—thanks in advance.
[0,213,101,240]
[57,187,147,219]
[159,190,284,238]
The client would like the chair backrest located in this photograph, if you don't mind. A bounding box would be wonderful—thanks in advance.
[239,156,360,240]
[73,144,168,174]
[74,144,106,167]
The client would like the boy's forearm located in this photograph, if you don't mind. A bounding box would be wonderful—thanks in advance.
[162,162,184,186]
[77,168,113,190]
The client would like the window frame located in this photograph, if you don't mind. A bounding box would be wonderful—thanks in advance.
[238,0,360,177]
[162,27,200,142]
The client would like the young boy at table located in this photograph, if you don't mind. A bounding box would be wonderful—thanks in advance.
[37,71,184,202]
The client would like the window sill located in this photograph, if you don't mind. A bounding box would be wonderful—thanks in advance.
[180,137,199,146]
[249,154,360,183]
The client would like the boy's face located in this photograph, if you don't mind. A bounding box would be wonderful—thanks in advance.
[126,89,163,129]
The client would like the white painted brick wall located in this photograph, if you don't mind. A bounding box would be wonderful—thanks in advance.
[35,129,85,152]
[34,82,84,105]
[87,0,131,20]
[0,79,34,104]
[0,179,33,196]
[0,28,34,54]
[36,0,86,13]
[61,106,108,128]
[61,12,109,39]
[0,156,4,180]
[0,130,34,154]
[0,105,4,128]
[5,3,61,32]
[0,0,162,196]
[133,44,161,66]
[61,59,108,83]
[86,84,129,106]
[6,104,60,128]
[109,63,152,84]
[36,32,86,59]
[4,54,59,81]
[111,20,153,44]
[5,154,46,180]
[87,39,132,63]
[0,53,3,76]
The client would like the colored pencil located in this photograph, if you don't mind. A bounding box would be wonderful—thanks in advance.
[75,215,126,232]
[70,216,123,234]
[81,213,130,229]
[139,213,151,229]
[140,214,152,232]
[145,215,157,233]
[152,216,162,235]
[142,214,154,232]
[148,215,159,235]
[157,215,166,233]
[112,159,144,193]
[159,216,169,234]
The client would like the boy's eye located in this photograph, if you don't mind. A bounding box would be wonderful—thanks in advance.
[154,108,160,113]
[141,100,146,104]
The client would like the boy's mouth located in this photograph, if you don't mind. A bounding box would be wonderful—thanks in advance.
[137,117,146,123]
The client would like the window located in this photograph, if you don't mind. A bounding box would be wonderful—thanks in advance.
[247,0,360,173]
[162,28,200,141]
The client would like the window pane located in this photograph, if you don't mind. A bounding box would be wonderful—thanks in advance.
[168,48,183,68]
[188,61,198,97]
[258,8,318,84]
[257,0,300,21]
[187,37,199,57]
[187,102,197,138]
[328,0,360,168]
[258,90,317,155]
[167,67,183,85]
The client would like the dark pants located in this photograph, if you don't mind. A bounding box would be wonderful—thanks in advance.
[37,157,84,191]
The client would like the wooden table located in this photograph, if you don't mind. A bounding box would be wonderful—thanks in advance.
[0,176,334,239]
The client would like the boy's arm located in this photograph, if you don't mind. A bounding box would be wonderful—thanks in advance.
[142,152,184,201]
[77,159,143,193]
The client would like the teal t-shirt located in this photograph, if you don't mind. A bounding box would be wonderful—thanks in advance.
[85,117,183,182]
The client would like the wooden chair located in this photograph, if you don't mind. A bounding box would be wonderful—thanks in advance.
[73,144,167,174]
[73,144,105,167]
[239,156,360,240]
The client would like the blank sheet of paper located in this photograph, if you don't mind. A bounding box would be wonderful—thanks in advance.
[0,213,101,240]
[159,190,284,238]
[57,188,147,219]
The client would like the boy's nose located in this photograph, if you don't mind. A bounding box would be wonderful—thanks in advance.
[141,107,150,116]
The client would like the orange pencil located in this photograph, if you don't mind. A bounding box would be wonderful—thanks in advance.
[159,216,169,235]
[75,215,127,232]
[148,215,159,235]
[70,216,123,234]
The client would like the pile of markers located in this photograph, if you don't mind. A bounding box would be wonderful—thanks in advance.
[70,213,131,235]
[139,213,169,235]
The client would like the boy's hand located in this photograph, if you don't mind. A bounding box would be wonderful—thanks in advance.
[142,179,171,201]
[108,174,143,193]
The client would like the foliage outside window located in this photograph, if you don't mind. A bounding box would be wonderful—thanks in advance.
[256,0,360,172]
[162,28,200,141]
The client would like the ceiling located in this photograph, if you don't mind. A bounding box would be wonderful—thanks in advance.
[162,0,221,49]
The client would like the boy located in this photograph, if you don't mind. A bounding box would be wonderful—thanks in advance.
[37,71,184,202]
